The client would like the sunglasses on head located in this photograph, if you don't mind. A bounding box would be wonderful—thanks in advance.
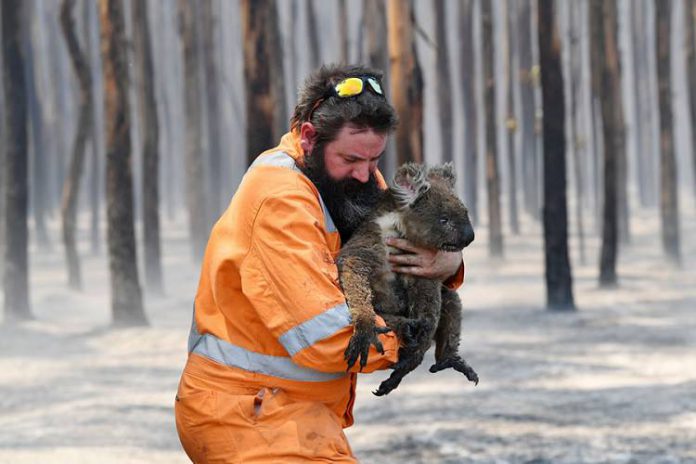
[307,75,385,121]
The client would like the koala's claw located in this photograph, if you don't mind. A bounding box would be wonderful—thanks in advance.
[373,377,400,396]
[429,356,479,385]
[344,325,392,371]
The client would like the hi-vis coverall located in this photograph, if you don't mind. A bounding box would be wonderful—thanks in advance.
[175,130,464,463]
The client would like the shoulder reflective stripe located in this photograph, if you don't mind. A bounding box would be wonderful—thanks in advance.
[248,151,337,233]
[278,302,351,356]
[249,151,299,171]
[188,305,346,382]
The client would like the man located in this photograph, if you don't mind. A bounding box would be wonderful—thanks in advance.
[175,65,465,463]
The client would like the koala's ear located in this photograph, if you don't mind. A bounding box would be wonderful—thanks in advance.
[390,162,431,208]
[427,162,456,189]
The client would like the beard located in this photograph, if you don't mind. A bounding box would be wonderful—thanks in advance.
[299,143,382,242]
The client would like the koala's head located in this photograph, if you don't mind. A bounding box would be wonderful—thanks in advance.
[389,162,475,251]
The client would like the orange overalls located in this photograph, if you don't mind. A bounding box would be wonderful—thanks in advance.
[175,131,464,463]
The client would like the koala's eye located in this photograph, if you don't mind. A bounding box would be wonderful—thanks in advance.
[439,217,449,225]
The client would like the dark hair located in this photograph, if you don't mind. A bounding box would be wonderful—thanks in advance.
[290,64,398,145]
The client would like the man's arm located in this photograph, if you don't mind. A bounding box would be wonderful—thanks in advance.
[241,190,399,374]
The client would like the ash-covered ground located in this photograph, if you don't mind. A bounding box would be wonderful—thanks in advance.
[1,208,694,463]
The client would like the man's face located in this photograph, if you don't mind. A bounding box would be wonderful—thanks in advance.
[299,124,387,242]
[321,125,387,183]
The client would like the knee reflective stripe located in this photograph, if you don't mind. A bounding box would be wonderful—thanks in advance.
[248,151,337,233]
[279,302,351,356]
[188,308,347,382]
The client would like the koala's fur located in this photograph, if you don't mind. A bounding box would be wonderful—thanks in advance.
[337,162,478,396]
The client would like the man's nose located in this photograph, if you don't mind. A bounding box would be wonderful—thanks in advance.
[352,165,370,183]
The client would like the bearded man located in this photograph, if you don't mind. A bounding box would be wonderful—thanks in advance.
[174,65,465,463]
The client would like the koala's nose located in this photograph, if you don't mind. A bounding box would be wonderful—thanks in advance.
[461,224,475,248]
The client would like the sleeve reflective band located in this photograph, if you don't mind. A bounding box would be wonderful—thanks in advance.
[188,305,346,382]
[278,303,352,356]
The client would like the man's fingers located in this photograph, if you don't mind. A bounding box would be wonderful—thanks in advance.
[388,253,421,266]
[386,238,418,253]
[390,265,425,276]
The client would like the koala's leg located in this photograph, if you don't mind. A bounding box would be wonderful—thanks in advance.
[338,255,391,371]
[429,289,478,385]
[373,280,440,396]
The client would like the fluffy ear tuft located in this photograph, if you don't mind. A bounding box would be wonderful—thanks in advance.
[390,162,431,208]
[427,162,456,189]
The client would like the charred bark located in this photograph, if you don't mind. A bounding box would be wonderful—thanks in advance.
[132,0,163,294]
[434,0,453,163]
[100,0,147,326]
[590,0,620,287]
[506,0,519,235]
[686,0,696,203]
[459,0,478,222]
[387,0,423,164]
[538,0,575,310]
[60,0,92,290]
[2,0,33,322]
[518,0,540,219]
[241,0,276,167]
[178,0,208,262]
[305,0,321,68]
[481,0,503,257]
[655,0,681,264]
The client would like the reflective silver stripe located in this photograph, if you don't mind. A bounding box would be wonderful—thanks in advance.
[249,151,300,171]
[188,307,346,382]
[279,303,351,356]
[248,151,337,233]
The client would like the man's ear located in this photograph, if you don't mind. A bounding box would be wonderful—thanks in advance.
[299,122,317,155]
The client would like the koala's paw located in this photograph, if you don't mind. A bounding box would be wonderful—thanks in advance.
[429,355,479,385]
[400,319,433,349]
[344,324,392,371]
[372,375,401,396]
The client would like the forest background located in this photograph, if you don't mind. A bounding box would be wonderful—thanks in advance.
[1,0,695,462]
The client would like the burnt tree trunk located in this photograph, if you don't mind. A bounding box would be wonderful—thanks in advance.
[459,0,478,222]
[338,0,348,63]
[83,0,102,254]
[364,0,395,178]
[567,0,586,265]
[178,0,208,262]
[518,0,540,219]
[132,0,163,294]
[305,0,321,68]
[538,0,575,311]
[632,0,658,208]
[591,0,620,287]
[241,0,275,166]
[60,0,92,290]
[655,0,681,264]
[434,0,453,163]
[686,0,696,203]
[481,0,503,257]
[506,0,519,235]
[387,0,424,164]
[266,0,287,142]
[201,0,225,222]
[100,0,147,326]
[2,0,33,322]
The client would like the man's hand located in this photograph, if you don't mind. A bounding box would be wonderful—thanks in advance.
[386,238,462,281]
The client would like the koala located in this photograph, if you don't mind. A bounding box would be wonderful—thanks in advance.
[337,162,479,396]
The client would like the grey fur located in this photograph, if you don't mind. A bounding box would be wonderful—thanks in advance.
[338,163,478,396]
